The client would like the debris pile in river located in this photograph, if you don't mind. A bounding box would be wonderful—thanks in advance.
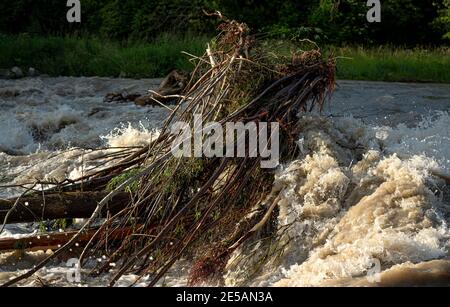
[104,69,190,106]
[0,15,336,287]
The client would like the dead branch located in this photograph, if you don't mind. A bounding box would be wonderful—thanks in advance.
[0,228,133,252]
[1,15,336,287]
[0,191,130,224]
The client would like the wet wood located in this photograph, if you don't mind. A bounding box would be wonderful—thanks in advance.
[0,191,130,224]
[0,228,133,252]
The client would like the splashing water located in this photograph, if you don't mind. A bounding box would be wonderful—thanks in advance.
[225,113,450,287]
[0,77,164,199]
[0,78,449,286]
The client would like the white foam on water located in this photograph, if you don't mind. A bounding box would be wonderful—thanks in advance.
[0,77,167,154]
[0,77,166,198]
[0,117,36,154]
[101,122,160,149]
[224,113,450,287]
[0,124,160,199]
[0,78,449,287]
[372,111,450,171]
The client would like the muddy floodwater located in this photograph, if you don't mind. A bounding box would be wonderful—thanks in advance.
[0,77,449,286]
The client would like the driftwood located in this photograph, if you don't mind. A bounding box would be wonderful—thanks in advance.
[104,92,141,103]
[104,70,190,106]
[431,169,450,186]
[134,69,190,106]
[1,16,336,287]
[0,228,133,252]
[0,191,130,224]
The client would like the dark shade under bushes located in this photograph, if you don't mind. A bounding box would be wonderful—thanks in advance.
[0,0,448,46]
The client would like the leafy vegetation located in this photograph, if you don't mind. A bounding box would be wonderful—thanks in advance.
[0,33,207,77]
[0,0,448,45]
[106,168,143,193]
[1,34,449,82]
[0,1,448,82]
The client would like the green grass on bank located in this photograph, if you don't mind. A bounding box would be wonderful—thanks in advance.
[332,46,450,83]
[0,34,449,83]
[0,34,208,78]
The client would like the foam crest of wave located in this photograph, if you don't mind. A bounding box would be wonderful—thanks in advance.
[224,113,450,287]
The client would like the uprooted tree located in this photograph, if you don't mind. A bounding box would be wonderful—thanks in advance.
[0,15,336,287]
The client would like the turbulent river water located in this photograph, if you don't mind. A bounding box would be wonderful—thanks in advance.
[0,77,449,286]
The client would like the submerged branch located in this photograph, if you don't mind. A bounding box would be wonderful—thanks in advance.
[0,191,130,224]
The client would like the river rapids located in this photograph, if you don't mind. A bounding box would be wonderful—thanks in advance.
[0,77,449,286]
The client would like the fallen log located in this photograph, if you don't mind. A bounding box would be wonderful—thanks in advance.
[431,169,450,186]
[2,16,337,287]
[0,228,133,252]
[134,69,190,106]
[0,191,130,224]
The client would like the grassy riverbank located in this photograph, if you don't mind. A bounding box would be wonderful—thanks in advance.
[331,46,450,83]
[1,34,449,83]
[0,34,208,78]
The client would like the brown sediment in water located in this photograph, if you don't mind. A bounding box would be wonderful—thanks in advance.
[319,260,450,287]
[224,115,449,287]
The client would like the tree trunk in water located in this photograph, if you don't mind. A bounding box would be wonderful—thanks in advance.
[0,228,133,252]
[0,191,130,224]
